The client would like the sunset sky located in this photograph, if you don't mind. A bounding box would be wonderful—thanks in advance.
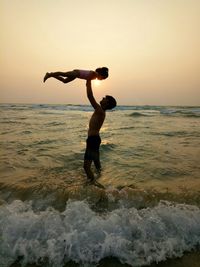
[1,0,200,105]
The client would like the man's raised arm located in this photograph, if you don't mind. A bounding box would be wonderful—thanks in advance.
[86,80,99,109]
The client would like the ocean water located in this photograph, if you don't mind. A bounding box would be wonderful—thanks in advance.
[0,104,200,267]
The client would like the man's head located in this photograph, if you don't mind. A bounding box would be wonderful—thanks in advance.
[100,95,117,110]
[96,67,109,80]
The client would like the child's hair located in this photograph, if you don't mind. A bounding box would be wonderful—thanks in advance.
[106,95,117,110]
[96,67,109,79]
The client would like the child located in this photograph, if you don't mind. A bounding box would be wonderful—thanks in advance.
[83,80,116,182]
[43,67,109,83]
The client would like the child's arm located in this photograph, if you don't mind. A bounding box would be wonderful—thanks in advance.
[86,80,100,109]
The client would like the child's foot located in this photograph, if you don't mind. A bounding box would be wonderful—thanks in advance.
[43,73,50,83]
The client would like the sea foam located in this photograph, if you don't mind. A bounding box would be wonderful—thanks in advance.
[0,200,200,267]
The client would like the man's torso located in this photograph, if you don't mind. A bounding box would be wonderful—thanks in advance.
[88,108,105,136]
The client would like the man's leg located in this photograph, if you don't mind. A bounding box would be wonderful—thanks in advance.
[83,160,95,181]
[94,153,101,174]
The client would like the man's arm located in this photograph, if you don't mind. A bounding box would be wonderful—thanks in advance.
[86,80,100,109]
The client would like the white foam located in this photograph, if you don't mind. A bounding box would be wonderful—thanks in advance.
[0,200,200,267]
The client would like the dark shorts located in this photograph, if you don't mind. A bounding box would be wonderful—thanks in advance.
[84,135,101,161]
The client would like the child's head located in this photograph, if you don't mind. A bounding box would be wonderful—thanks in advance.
[100,95,117,110]
[96,67,109,80]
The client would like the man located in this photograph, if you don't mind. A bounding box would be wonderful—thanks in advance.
[83,80,116,182]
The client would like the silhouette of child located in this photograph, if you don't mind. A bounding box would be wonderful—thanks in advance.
[43,67,108,83]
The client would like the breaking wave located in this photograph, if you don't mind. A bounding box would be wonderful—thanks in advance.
[0,200,200,267]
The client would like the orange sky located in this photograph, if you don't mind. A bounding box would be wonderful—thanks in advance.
[1,0,200,105]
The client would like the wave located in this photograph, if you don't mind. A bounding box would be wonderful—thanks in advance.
[128,108,200,118]
[0,200,199,267]
[101,142,117,152]
[1,104,200,119]
[129,112,154,117]
[160,108,200,118]
[1,104,199,114]
[0,119,26,124]
[44,121,66,127]
[151,130,200,138]
[0,104,93,112]
[115,105,165,111]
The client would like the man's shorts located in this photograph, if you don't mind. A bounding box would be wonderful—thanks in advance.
[84,135,101,161]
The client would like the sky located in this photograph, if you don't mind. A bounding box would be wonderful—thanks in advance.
[1,0,200,106]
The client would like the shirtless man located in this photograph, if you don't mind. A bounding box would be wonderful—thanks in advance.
[83,80,116,182]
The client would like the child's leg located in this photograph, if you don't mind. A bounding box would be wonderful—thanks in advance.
[43,70,77,83]
[50,71,72,77]
[51,75,76,84]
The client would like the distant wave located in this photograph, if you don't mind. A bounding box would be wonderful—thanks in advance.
[128,108,200,118]
[0,200,199,267]
[1,104,199,115]
[21,130,32,135]
[0,103,93,112]
[160,108,200,118]
[44,121,66,127]
[151,130,200,138]
[129,112,153,117]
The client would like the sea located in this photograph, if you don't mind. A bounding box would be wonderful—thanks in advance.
[0,103,200,267]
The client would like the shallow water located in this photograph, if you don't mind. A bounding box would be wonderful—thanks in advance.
[0,104,200,266]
